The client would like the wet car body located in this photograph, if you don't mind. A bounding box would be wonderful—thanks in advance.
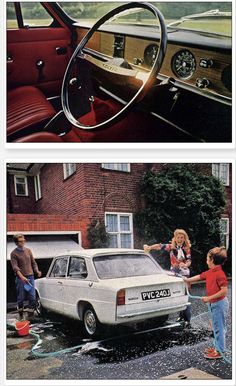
[6,2,232,143]
[35,248,189,336]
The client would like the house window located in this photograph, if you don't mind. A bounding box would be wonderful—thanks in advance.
[102,163,130,172]
[63,163,76,179]
[34,174,42,201]
[105,213,133,248]
[14,176,28,196]
[220,218,229,249]
[212,163,229,186]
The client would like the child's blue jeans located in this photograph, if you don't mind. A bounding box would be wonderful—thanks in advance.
[15,275,36,310]
[209,297,229,352]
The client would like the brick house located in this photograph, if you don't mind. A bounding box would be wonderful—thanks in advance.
[7,162,232,301]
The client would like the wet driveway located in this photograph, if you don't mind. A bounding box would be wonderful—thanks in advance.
[6,282,232,380]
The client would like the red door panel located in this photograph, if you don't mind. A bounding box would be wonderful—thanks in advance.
[7,28,72,97]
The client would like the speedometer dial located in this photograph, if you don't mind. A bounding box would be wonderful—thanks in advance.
[172,49,196,79]
[144,44,159,68]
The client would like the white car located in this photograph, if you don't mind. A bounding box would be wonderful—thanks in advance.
[35,248,189,336]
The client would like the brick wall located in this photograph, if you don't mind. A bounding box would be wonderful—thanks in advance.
[7,163,232,249]
[34,163,149,217]
[7,174,36,213]
[32,163,150,247]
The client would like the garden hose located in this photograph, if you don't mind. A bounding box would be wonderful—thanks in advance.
[29,330,85,357]
[7,286,232,363]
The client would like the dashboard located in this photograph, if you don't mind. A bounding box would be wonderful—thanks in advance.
[76,24,232,105]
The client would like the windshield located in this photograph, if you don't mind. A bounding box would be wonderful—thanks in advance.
[58,2,232,37]
[93,253,163,279]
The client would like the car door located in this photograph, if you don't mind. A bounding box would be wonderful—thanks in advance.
[45,256,69,314]
[7,2,73,97]
[62,256,89,319]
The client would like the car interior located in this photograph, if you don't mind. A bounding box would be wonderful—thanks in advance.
[7,2,232,143]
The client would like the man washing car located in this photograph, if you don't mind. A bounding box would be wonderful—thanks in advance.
[10,234,42,320]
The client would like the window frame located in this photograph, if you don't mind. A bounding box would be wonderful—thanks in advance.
[49,256,69,278]
[212,163,229,186]
[220,217,229,249]
[105,212,134,248]
[101,163,131,172]
[68,256,88,279]
[6,2,55,30]
[34,173,42,201]
[63,163,77,180]
[14,175,28,196]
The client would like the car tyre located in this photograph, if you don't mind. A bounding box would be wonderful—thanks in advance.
[83,306,100,337]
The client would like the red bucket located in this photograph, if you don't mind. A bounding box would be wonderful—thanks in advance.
[15,320,30,336]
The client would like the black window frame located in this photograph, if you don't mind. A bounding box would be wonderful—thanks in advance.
[68,256,88,279]
[7,2,62,29]
[49,256,69,278]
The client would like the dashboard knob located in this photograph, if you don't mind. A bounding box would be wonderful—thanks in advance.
[196,77,210,89]
[199,58,213,68]
[133,57,143,65]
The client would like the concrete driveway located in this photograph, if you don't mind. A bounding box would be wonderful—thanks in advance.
[6,281,232,381]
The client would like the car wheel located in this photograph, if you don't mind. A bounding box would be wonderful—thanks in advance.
[83,307,100,337]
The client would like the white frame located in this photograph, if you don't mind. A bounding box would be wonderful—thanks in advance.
[101,163,131,172]
[220,217,229,249]
[7,230,82,246]
[105,212,134,248]
[14,175,28,196]
[63,163,77,179]
[212,163,230,186]
[34,173,42,201]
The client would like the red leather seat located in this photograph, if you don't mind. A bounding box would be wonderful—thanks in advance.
[14,132,63,142]
[7,86,56,136]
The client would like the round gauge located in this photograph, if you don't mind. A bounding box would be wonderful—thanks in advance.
[172,49,196,79]
[144,44,159,68]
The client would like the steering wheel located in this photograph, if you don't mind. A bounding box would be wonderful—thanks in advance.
[61,2,167,130]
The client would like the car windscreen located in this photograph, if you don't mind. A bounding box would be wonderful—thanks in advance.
[58,2,231,37]
[93,254,163,279]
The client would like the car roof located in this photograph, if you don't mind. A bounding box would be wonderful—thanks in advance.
[54,248,146,259]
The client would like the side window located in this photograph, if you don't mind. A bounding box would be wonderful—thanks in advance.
[63,164,77,180]
[7,3,17,29]
[68,257,87,279]
[14,175,28,196]
[7,2,53,29]
[50,257,68,277]
[21,2,53,27]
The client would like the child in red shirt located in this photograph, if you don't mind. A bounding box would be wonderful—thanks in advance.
[184,246,228,359]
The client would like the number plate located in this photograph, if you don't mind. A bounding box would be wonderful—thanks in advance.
[141,289,171,301]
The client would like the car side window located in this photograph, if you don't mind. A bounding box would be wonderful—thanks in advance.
[68,257,88,279]
[7,2,53,29]
[50,257,68,278]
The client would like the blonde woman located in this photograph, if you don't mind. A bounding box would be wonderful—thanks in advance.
[144,229,192,325]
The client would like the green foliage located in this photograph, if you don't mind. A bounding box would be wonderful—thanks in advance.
[135,164,227,274]
[87,219,109,248]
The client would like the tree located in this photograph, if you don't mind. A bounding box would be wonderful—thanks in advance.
[134,164,227,274]
[87,219,109,248]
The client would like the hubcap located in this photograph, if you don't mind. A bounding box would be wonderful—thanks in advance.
[84,310,96,335]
